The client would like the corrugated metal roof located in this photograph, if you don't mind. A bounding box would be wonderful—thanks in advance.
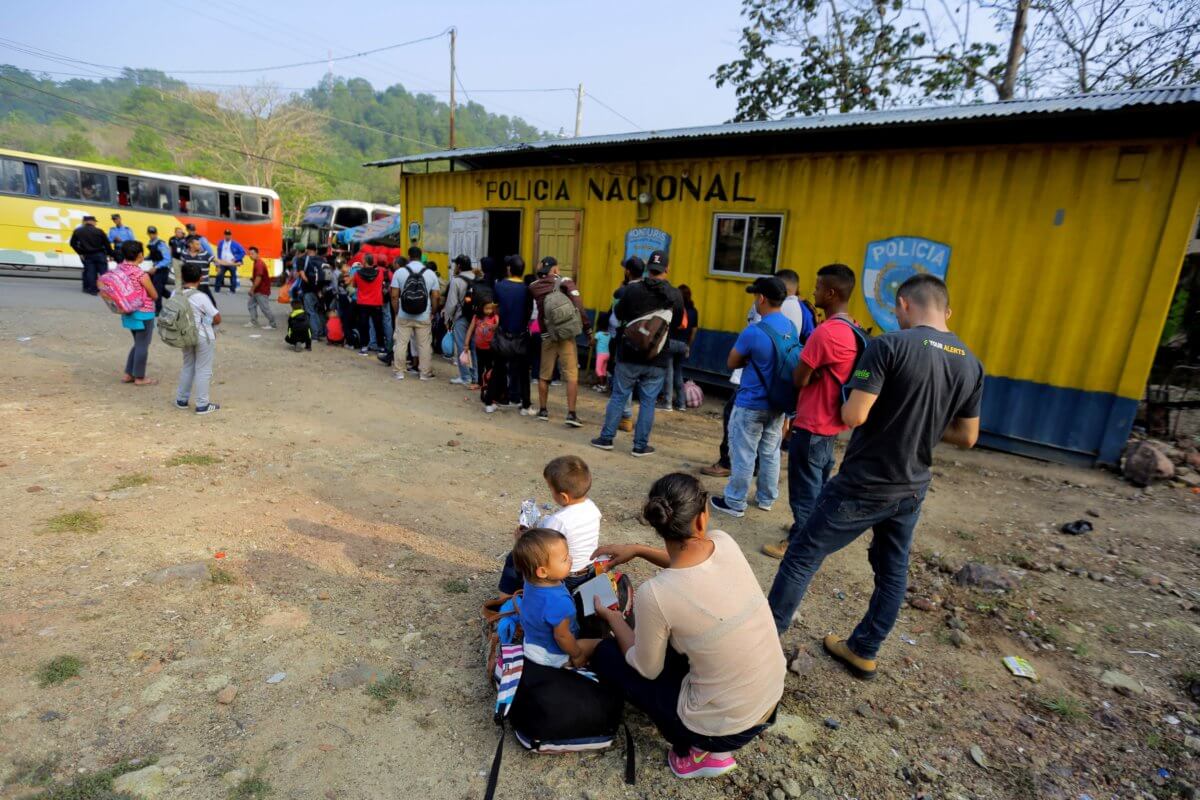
[365,84,1200,167]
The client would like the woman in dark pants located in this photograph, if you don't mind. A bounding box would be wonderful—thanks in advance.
[108,240,159,386]
[589,473,785,779]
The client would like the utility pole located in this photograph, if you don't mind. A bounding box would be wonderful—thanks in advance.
[574,83,584,137]
[449,27,457,149]
[1000,0,1030,100]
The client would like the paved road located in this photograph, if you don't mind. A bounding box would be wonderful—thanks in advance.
[0,275,263,324]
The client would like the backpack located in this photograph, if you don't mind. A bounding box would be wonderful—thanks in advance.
[399,265,432,315]
[300,256,323,291]
[827,316,871,403]
[462,278,494,320]
[542,277,583,341]
[749,320,803,415]
[157,289,199,348]
[683,380,704,408]
[97,267,146,314]
[623,308,672,359]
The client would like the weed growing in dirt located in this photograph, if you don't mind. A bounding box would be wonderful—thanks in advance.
[1072,641,1091,659]
[4,754,59,786]
[442,579,469,594]
[1102,623,1120,636]
[1147,731,1185,758]
[365,671,419,711]
[166,452,222,467]
[36,757,151,799]
[954,529,975,541]
[108,473,152,491]
[1180,669,1200,685]
[45,511,103,534]
[209,565,236,585]
[36,655,83,687]
[1036,694,1085,721]
[228,768,270,799]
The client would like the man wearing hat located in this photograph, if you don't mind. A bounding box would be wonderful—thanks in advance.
[69,214,115,295]
[710,275,795,517]
[591,249,682,456]
[214,229,246,294]
[108,214,133,249]
[145,226,173,313]
[530,256,590,426]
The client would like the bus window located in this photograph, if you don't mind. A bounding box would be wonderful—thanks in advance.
[117,176,131,206]
[47,165,82,200]
[371,209,393,221]
[130,177,170,210]
[234,192,270,220]
[218,191,230,218]
[334,207,368,228]
[0,157,39,196]
[178,185,190,213]
[81,171,111,204]
[191,186,217,216]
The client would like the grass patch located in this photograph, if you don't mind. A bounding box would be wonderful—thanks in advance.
[36,655,83,687]
[1102,623,1119,636]
[1147,731,1185,758]
[209,565,236,585]
[1178,669,1200,684]
[957,677,978,693]
[442,578,469,594]
[37,757,151,800]
[954,529,976,541]
[364,671,419,711]
[1036,693,1085,721]
[108,473,152,492]
[1071,641,1090,659]
[166,452,221,468]
[4,754,59,787]
[45,511,103,534]
[228,768,271,800]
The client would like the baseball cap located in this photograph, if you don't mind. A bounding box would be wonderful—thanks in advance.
[82,214,96,222]
[745,276,787,304]
[223,228,232,235]
[146,225,157,234]
[646,250,668,273]
[537,256,557,276]
[622,255,645,276]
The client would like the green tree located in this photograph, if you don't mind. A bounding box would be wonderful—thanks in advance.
[52,131,97,160]
[126,128,174,172]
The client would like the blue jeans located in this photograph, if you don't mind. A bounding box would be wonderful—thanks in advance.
[599,361,666,450]
[214,264,239,293]
[452,315,475,382]
[723,406,784,511]
[787,428,836,537]
[302,292,325,339]
[767,484,926,658]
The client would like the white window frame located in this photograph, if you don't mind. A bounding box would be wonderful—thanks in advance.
[708,212,785,277]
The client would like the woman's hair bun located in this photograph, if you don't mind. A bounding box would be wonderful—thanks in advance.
[643,496,673,527]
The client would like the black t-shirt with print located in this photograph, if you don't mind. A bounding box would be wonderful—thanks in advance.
[831,326,984,498]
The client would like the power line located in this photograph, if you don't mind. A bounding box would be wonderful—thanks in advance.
[584,91,643,131]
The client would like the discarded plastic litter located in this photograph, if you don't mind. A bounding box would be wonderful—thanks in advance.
[900,635,917,646]
[1060,519,1093,535]
[1002,656,1039,681]
[1126,650,1161,658]
[266,672,286,684]
[17,336,32,342]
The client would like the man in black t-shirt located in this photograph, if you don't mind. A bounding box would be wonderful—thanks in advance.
[767,273,984,680]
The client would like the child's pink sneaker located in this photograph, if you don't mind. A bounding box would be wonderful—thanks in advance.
[667,748,737,779]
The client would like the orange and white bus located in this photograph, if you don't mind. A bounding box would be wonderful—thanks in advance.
[0,148,282,276]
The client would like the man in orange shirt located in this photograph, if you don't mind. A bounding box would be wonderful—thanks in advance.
[246,246,277,329]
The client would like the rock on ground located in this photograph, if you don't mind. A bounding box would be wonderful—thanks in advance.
[111,765,169,798]
[1099,669,1146,697]
[953,563,1020,592]
[1122,441,1174,486]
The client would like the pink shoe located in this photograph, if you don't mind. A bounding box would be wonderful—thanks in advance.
[667,748,737,779]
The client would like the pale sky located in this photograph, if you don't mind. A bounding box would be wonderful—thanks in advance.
[1,0,745,141]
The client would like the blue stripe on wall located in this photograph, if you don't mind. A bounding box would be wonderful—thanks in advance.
[682,329,1135,466]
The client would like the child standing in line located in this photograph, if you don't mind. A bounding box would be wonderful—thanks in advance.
[499,455,603,595]
[174,260,222,415]
[467,301,501,413]
[513,528,601,668]
[592,314,612,393]
[285,297,312,351]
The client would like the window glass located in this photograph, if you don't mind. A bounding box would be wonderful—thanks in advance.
[191,186,218,216]
[130,177,170,210]
[710,214,783,275]
[80,171,112,204]
[712,216,746,272]
[0,158,39,195]
[47,165,81,200]
[334,207,368,228]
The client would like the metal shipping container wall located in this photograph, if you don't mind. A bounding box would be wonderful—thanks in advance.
[400,139,1200,465]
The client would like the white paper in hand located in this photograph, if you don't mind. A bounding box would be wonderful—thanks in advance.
[573,574,618,617]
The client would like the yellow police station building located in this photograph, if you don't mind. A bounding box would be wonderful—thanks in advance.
[368,86,1200,466]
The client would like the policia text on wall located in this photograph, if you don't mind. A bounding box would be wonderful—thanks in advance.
[484,172,757,204]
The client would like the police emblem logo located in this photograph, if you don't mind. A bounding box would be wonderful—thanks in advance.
[861,236,951,332]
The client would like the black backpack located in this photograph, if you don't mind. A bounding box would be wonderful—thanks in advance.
[399,264,432,315]
[462,277,494,320]
[827,316,871,403]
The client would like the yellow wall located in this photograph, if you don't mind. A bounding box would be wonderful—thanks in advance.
[401,139,1200,402]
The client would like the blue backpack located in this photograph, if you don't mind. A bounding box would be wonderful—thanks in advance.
[750,320,803,414]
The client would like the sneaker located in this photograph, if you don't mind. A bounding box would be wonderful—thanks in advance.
[699,463,731,478]
[618,418,633,433]
[195,403,220,415]
[631,445,656,458]
[418,374,434,381]
[590,437,614,451]
[406,365,419,374]
[550,380,562,387]
[673,405,686,412]
[668,748,738,780]
[449,377,467,385]
[393,372,405,380]
[822,635,878,680]
[709,496,745,518]
[242,322,256,328]
[762,539,789,560]
[377,353,394,366]
[518,406,535,416]
[507,400,524,409]
[359,347,370,355]
[536,408,549,421]
[484,404,498,414]
[564,412,582,428]
[174,399,189,410]
[756,502,774,512]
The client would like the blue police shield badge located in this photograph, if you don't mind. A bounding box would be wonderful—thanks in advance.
[624,227,671,263]
[861,236,951,332]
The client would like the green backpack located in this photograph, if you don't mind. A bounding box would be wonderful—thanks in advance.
[542,277,583,341]
[158,289,199,348]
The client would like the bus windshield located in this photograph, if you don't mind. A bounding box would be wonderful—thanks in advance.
[302,204,332,227]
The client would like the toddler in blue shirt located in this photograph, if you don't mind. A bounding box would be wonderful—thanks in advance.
[514,527,600,668]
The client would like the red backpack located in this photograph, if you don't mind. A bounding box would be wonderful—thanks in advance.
[97,265,146,314]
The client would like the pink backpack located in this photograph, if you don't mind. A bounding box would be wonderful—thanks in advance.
[98,265,145,314]
[683,380,704,408]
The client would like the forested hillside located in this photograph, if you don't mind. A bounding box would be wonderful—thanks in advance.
[0,66,544,221]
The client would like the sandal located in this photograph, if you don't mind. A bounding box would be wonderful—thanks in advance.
[121,374,135,383]
[133,378,159,386]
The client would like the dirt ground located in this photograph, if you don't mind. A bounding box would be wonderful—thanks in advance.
[1,293,1198,800]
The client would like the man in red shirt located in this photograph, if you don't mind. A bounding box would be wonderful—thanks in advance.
[763,264,862,558]
[246,246,277,329]
[353,253,388,355]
